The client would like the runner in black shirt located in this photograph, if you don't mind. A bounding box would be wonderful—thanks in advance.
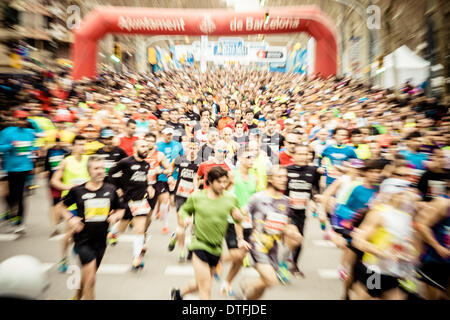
[167,108,185,143]
[233,121,249,149]
[58,155,124,300]
[185,101,200,122]
[107,139,152,270]
[95,127,127,184]
[417,148,450,201]
[261,116,285,157]
[169,140,201,262]
[244,108,257,131]
[285,144,321,276]
[44,136,70,236]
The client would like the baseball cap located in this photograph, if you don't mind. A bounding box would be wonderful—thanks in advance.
[162,127,174,135]
[100,128,115,139]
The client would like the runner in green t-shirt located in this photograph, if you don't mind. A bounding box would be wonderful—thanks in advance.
[171,166,249,300]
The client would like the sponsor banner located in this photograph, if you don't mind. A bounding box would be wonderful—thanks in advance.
[178,38,286,64]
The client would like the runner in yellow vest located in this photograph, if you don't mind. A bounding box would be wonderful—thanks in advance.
[51,135,90,273]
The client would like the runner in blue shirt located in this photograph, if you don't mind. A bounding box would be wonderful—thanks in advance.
[320,128,358,186]
[0,110,37,232]
[155,126,185,234]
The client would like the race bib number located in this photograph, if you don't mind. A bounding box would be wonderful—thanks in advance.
[147,169,157,185]
[176,179,194,198]
[428,180,446,199]
[264,212,288,235]
[84,198,110,222]
[128,199,150,216]
[14,141,32,156]
[289,191,309,210]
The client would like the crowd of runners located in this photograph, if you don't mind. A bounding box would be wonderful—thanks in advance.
[0,67,449,300]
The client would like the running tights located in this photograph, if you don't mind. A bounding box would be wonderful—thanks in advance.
[6,171,29,225]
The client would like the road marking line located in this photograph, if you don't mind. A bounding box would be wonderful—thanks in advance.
[318,269,339,279]
[41,263,130,274]
[312,240,336,248]
[0,234,20,241]
[164,265,194,276]
[97,264,131,274]
[49,234,149,243]
[164,265,260,277]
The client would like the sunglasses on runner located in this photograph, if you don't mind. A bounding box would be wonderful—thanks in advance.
[217,149,228,154]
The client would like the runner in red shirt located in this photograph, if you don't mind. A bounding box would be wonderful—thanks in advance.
[194,140,231,190]
[119,119,139,156]
[279,133,299,166]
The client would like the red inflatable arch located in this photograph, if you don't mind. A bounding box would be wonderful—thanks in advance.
[71,5,337,80]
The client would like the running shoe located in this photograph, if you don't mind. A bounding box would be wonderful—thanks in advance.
[213,262,222,281]
[107,232,118,246]
[178,250,186,263]
[338,267,349,281]
[277,262,292,285]
[9,216,21,226]
[168,232,177,251]
[171,288,183,300]
[58,257,69,273]
[131,255,144,271]
[220,282,235,297]
[162,226,168,235]
[13,224,26,234]
[0,210,10,222]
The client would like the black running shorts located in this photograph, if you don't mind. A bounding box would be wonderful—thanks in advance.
[225,223,252,249]
[75,242,106,269]
[354,261,400,298]
[192,249,221,268]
